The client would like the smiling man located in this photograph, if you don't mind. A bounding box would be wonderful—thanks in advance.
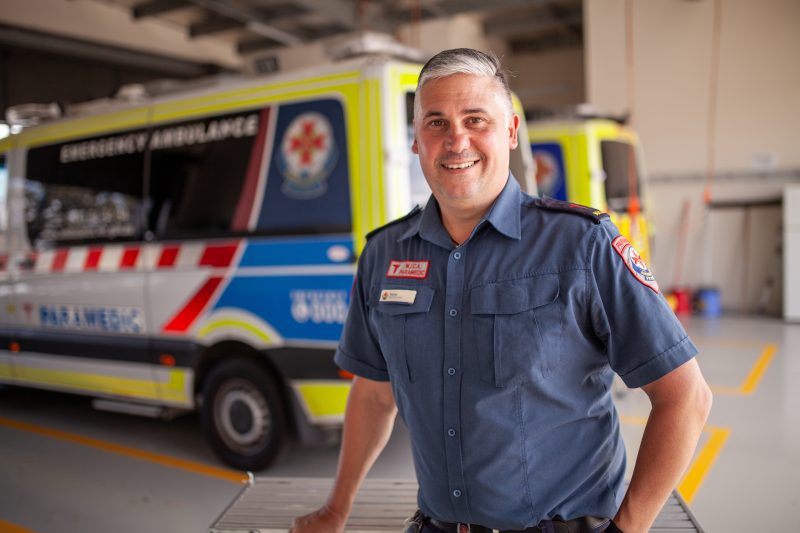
[290,48,711,533]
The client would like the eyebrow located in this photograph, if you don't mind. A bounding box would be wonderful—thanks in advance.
[422,107,489,119]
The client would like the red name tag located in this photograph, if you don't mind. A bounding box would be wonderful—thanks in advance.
[386,260,429,279]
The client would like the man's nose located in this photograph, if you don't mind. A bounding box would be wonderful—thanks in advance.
[444,126,470,153]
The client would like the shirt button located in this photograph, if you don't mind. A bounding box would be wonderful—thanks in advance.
[449,308,458,317]
[447,367,456,376]
[453,489,462,498]
[453,251,462,260]
[448,428,456,437]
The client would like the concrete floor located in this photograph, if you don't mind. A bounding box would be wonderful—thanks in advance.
[0,314,797,532]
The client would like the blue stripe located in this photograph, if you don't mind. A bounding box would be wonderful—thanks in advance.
[239,235,354,267]
[214,274,353,342]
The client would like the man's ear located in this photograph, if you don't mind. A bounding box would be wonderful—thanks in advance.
[508,113,520,150]
[411,135,419,154]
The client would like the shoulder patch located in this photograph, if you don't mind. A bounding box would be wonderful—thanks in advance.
[535,197,609,223]
[365,205,423,240]
[611,235,660,293]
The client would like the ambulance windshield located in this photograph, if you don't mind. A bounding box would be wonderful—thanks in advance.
[601,139,641,211]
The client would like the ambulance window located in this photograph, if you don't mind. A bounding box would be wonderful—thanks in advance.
[146,109,259,239]
[25,134,146,248]
[405,92,430,207]
[601,140,641,210]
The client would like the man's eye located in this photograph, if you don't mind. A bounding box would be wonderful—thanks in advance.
[429,119,445,127]
[468,117,486,124]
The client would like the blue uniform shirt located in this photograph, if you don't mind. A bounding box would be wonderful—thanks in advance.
[334,176,698,530]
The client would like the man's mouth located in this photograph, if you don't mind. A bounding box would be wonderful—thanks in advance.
[441,160,478,170]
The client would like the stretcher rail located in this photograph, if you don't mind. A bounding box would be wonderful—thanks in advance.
[209,477,704,533]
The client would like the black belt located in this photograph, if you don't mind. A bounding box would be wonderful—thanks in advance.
[426,515,611,533]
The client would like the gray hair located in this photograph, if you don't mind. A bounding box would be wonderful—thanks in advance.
[414,48,513,119]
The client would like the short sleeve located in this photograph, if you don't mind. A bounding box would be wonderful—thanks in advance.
[588,220,698,388]
[334,245,390,381]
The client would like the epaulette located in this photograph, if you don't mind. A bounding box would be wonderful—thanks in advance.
[365,205,423,240]
[535,197,609,224]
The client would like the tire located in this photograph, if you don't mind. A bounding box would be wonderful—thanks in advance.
[201,358,288,471]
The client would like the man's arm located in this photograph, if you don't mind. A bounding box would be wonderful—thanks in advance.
[290,376,398,533]
[613,358,712,533]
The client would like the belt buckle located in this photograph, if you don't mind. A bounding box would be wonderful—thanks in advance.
[457,524,471,533]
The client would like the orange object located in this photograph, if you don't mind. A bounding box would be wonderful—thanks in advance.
[665,293,679,313]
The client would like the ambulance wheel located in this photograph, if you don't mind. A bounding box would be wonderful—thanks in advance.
[201,359,288,471]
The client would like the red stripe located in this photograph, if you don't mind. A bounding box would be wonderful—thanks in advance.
[162,276,223,332]
[231,107,270,231]
[84,248,103,270]
[158,246,180,268]
[51,249,69,272]
[120,247,140,269]
[199,243,238,268]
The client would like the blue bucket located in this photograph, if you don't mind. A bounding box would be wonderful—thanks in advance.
[694,287,722,317]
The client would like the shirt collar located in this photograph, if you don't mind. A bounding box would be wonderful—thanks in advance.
[399,174,522,246]
[484,174,522,240]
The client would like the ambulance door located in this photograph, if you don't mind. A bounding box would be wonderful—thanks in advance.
[141,106,273,409]
[144,93,357,468]
[0,149,14,383]
[594,124,652,261]
[10,123,155,403]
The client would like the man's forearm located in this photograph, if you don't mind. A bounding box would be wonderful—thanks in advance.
[325,377,398,519]
[615,361,712,532]
[614,403,705,531]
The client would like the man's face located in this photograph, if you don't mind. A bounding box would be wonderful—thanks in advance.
[412,73,520,211]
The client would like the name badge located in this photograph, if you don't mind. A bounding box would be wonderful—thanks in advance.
[380,289,417,304]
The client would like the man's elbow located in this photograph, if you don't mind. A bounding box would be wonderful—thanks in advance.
[696,379,713,424]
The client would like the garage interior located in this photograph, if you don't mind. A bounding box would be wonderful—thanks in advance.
[1,1,799,532]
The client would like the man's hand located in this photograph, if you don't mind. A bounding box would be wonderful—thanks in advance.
[289,504,347,533]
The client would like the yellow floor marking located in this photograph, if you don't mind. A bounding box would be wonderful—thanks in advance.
[0,416,248,485]
[739,343,777,394]
[0,519,38,533]
[710,342,778,396]
[619,415,730,504]
[619,414,649,426]
[677,426,730,504]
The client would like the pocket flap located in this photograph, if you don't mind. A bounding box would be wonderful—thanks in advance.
[470,276,559,314]
[370,285,435,315]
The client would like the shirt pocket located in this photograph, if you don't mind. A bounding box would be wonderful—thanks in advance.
[469,275,561,387]
[369,285,436,383]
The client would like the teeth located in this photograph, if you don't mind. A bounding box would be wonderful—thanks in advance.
[443,161,476,169]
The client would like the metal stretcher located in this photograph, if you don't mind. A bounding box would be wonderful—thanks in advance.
[209,477,704,533]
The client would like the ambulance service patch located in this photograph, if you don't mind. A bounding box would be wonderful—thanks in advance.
[386,260,429,279]
[611,236,659,293]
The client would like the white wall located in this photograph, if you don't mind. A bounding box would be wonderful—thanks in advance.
[586,0,800,313]
[506,48,585,111]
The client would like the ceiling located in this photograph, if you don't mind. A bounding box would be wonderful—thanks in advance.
[100,0,583,58]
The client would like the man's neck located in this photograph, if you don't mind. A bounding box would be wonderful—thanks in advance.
[439,202,490,246]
